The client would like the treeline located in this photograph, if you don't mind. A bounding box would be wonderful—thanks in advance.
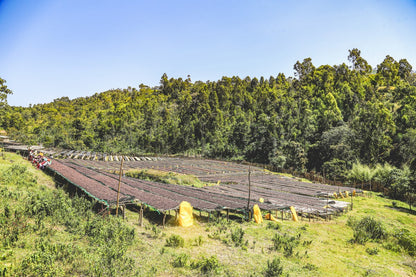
[2,49,416,183]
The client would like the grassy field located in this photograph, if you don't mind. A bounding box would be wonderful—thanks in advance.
[1,152,415,276]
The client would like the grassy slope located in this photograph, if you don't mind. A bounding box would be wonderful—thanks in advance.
[1,152,415,276]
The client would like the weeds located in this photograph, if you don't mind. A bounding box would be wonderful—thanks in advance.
[394,228,416,256]
[1,158,139,276]
[150,224,162,238]
[266,222,281,230]
[263,257,284,277]
[303,263,318,271]
[191,255,221,274]
[271,232,300,252]
[230,227,245,247]
[172,253,190,268]
[366,247,379,255]
[166,234,185,248]
[348,216,387,244]
[192,235,204,246]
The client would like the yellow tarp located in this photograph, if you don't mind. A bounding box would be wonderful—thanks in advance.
[178,201,193,227]
[253,204,263,224]
[265,213,278,222]
[290,206,298,222]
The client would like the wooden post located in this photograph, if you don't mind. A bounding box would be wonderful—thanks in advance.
[116,157,124,216]
[281,210,284,221]
[226,209,229,222]
[139,204,143,227]
[163,212,167,228]
[247,166,251,221]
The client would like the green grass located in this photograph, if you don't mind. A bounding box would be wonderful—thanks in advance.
[1,152,415,276]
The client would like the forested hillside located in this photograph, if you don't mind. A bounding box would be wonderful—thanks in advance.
[2,49,416,183]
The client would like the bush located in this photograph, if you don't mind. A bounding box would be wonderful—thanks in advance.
[165,234,185,248]
[193,235,204,246]
[18,239,81,276]
[303,263,318,271]
[230,227,245,247]
[366,247,379,255]
[263,257,284,277]
[349,216,387,244]
[0,164,37,187]
[266,222,281,230]
[395,229,416,256]
[172,253,189,268]
[283,245,294,257]
[271,232,299,252]
[191,255,221,274]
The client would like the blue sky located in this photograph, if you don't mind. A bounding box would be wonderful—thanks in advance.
[1,0,415,107]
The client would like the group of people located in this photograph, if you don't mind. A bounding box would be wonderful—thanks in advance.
[28,149,52,169]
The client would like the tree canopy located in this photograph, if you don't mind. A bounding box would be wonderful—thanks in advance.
[1,50,415,187]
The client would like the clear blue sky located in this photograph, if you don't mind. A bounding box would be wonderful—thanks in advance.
[1,0,415,107]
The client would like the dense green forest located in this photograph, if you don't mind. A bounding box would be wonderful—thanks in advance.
[1,49,416,200]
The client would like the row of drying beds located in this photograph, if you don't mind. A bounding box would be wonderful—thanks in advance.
[56,149,164,162]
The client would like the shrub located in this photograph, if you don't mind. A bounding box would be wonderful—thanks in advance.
[395,229,416,256]
[151,224,162,238]
[263,257,284,277]
[165,234,185,248]
[303,263,318,271]
[230,227,245,247]
[172,253,189,268]
[266,222,281,230]
[349,216,387,244]
[283,245,294,257]
[191,255,221,274]
[271,232,299,252]
[366,247,379,255]
[0,164,37,187]
[193,235,204,246]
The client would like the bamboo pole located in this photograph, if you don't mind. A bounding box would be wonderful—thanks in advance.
[116,156,124,216]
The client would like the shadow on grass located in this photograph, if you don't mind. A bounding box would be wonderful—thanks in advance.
[384,205,416,215]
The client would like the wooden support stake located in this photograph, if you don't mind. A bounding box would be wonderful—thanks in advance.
[116,157,124,216]
[226,209,229,222]
[139,204,143,227]
[163,212,167,228]
[247,166,251,221]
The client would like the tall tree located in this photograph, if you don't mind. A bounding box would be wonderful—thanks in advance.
[348,48,372,74]
[0,77,13,107]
